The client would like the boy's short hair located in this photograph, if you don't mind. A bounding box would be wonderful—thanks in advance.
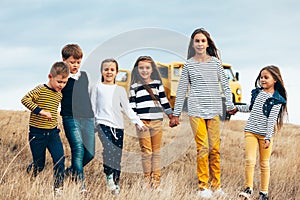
[50,61,70,78]
[61,44,83,60]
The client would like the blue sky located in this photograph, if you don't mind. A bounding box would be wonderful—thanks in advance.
[1,0,299,124]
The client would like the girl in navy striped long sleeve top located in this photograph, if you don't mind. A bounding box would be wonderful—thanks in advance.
[129,56,173,189]
[232,65,287,200]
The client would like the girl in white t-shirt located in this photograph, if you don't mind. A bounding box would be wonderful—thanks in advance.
[91,58,147,195]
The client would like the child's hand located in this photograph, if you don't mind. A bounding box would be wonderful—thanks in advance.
[39,110,52,121]
[264,139,271,149]
[227,107,238,115]
[136,124,148,132]
[169,116,179,128]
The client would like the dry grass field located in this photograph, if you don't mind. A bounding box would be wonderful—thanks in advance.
[0,110,299,200]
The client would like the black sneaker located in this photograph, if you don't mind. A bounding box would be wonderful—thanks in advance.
[259,191,268,200]
[238,187,253,199]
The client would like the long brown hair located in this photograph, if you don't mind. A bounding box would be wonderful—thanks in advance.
[130,56,162,104]
[187,28,220,60]
[255,65,288,129]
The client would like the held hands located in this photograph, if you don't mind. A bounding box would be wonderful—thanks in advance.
[136,124,148,132]
[39,110,52,121]
[227,107,238,115]
[169,116,180,128]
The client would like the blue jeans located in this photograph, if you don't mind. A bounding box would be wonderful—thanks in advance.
[97,124,124,185]
[62,116,95,182]
[29,127,65,189]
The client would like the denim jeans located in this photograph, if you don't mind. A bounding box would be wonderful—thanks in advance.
[62,116,95,182]
[97,124,124,185]
[29,127,65,189]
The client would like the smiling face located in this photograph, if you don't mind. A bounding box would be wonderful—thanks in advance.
[192,33,209,56]
[137,60,153,83]
[260,69,277,93]
[63,56,82,74]
[101,61,117,84]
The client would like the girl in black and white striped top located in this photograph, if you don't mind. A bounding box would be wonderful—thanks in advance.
[129,56,173,189]
[232,65,287,200]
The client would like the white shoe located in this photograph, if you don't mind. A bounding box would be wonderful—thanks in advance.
[112,185,120,195]
[106,174,116,190]
[214,188,225,196]
[54,187,63,197]
[197,188,213,198]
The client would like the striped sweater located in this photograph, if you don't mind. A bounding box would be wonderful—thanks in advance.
[21,84,62,129]
[236,90,282,140]
[129,80,173,120]
[173,57,234,119]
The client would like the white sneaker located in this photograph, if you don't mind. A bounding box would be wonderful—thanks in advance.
[106,174,116,190]
[112,185,120,195]
[197,188,213,199]
[214,188,225,196]
[54,187,63,197]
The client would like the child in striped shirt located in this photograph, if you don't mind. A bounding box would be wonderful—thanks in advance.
[129,56,173,189]
[21,61,69,196]
[230,65,287,200]
[169,28,235,198]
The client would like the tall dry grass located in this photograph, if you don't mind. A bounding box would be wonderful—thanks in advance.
[0,110,299,199]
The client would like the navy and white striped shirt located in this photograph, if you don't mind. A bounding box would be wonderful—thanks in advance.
[129,80,173,120]
[173,57,234,119]
[236,90,282,140]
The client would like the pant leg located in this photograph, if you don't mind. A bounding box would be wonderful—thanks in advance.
[258,136,273,192]
[207,116,221,190]
[62,117,84,181]
[97,124,115,176]
[47,129,65,189]
[111,128,124,185]
[29,131,47,176]
[189,116,209,189]
[244,132,259,189]
[137,120,152,178]
[80,118,95,167]
[149,120,162,182]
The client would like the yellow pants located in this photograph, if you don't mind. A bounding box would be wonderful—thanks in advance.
[244,132,273,192]
[137,120,162,182]
[189,116,221,190]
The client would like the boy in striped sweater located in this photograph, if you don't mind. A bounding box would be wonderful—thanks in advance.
[21,61,69,196]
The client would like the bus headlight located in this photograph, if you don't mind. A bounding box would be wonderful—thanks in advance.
[236,88,241,95]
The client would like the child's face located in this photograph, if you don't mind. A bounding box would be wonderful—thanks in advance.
[260,70,277,92]
[102,62,117,84]
[48,74,68,92]
[193,33,209,55]
[137,61,153,83]
[63,56,82,74]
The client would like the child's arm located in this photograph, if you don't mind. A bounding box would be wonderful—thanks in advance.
[266,104,282,141]
[21,85,52,120]
[158,83,173,118]
[218,64,235,111]
[119,87,147,131]
[173,64,189,117]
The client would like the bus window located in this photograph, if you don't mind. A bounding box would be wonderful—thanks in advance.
[116,71,128,82]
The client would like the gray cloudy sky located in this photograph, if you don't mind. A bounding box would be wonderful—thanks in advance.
[1,0,299,124]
